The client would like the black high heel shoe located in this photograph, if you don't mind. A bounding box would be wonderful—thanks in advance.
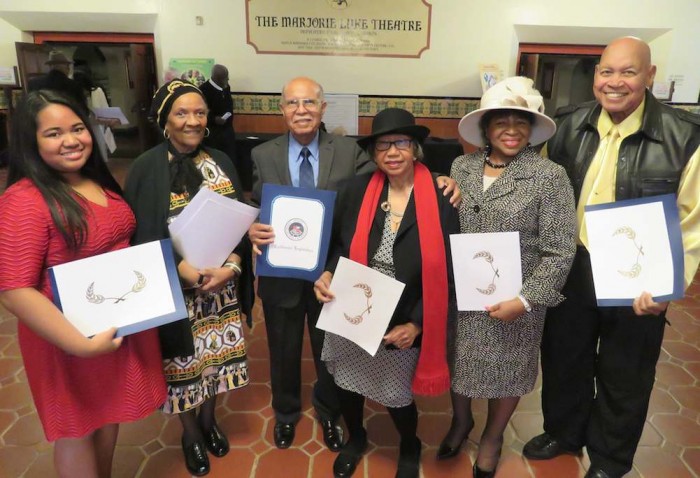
[473,442,501,478]
[436,419,474,460]
[472,462,496,478]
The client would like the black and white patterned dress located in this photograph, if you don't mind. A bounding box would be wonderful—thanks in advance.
[449,148,576,398]
[322,215,420,408]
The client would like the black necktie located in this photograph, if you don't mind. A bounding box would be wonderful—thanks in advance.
[299,147,315,189]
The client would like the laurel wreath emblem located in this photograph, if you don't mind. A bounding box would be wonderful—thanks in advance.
[86,271,147,304]
[343,283,372,325]
[612,226,644,278]
[473,251,500,295]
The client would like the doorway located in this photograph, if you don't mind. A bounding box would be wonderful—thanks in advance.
[16,32,159,163]
[517,43,605,116]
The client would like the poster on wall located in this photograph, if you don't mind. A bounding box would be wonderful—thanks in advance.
[165,58,215,86]
[246,0,432,58]
[478,64,503,94]
[323,94,359,136]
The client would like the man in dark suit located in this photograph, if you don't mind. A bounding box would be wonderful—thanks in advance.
[28,51,87,112]
[249,77,461,452]
[248,77,372,452]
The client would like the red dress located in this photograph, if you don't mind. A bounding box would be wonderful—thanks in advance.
[0,179,166,441]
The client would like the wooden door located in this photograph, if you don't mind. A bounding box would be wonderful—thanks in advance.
[128,43,159,152]
[15,42,53,91]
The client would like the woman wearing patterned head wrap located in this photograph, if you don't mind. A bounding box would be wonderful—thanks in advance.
[124,79,253,476]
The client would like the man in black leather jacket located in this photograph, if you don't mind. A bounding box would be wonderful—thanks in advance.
[523,37,700,478]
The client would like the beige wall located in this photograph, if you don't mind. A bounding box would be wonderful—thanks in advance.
[1,0,699,102]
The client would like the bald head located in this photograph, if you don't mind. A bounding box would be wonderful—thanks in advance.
[602,37,653,71]
[593,37,657,123]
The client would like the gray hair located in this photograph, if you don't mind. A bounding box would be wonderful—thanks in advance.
[280,77,325,102]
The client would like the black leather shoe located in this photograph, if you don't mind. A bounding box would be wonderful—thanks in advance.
[321,419,344,452]
[274,421,296,449]
[473,463,495,478]
[203,423,229,457]
[584,468,613,478]
[333,439,368,478]
[181,438,210,476]
[522,433,582,460]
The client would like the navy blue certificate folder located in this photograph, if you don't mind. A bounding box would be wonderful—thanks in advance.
[256,183,336,282]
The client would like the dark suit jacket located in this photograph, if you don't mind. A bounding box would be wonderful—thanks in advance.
[325,172,460,347]
[251,130,373,307]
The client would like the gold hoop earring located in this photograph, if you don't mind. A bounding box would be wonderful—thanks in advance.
[204,128,210,138]
[163,129,170,139]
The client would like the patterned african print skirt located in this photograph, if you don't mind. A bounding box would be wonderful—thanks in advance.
[161,281,248,414]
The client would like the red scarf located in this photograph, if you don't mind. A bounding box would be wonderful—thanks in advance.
[349,162,450,396]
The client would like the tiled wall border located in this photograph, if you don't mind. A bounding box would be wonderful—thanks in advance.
[232,94,481,118]
[231,93,700,118]
[1,90,698,118]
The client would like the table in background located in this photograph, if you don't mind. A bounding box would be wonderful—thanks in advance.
[234,133,464,192]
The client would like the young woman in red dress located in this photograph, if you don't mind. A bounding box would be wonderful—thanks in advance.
[0,90,166,477]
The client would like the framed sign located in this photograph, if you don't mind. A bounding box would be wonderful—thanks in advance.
[246,0,432,58]
[0,66,19,87]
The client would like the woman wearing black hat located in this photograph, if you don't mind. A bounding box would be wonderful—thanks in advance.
[314,108,460,478]
[124,80,253,476]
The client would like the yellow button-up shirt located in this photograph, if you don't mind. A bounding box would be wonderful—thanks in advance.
[545,99,700,289]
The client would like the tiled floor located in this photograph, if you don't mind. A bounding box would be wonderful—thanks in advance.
[1,162,699,477]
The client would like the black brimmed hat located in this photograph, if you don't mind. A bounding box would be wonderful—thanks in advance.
[357,108,430,149]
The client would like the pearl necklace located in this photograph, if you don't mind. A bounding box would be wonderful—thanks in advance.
[484,155,508,169]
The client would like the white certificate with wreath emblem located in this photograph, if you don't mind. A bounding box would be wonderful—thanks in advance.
[584,194,684,306]
[48,240,187,338]
[450,232,522,311]
[317,257,406,356]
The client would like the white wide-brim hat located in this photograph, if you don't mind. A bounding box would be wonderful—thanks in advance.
[458,76,556,147]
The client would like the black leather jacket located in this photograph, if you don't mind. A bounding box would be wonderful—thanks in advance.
[547,90,700,202]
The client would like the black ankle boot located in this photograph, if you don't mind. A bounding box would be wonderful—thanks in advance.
[395,437,421,478]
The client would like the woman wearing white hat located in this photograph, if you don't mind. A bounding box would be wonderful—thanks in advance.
[437,77,577,477]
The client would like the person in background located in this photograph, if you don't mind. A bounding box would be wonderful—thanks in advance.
[73,69,119,160]
[315,108,459,478]
[0,90,166,477]
[124,80,253,477]
[522,37,700,478]
[28,51,87,112]
[200,65,239,173]
[439,77,576,478]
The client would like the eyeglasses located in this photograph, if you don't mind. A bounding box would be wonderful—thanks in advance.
[282,98,321,111]
[375,139,413,151]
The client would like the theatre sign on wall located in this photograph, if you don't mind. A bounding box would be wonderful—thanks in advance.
[246,0,431,58]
